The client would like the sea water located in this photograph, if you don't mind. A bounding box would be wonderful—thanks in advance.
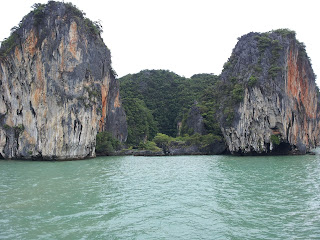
[0,153,320,239]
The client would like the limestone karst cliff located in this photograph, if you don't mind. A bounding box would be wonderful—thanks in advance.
[218,29,319,155]
[0,2,127,160]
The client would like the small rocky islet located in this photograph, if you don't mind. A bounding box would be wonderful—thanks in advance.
[0,1,319,160]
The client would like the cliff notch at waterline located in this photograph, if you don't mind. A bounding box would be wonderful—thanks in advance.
[0,2,127,160]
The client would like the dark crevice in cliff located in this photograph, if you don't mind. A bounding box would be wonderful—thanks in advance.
[29,101,36,117]
[85,69,90,80]
[17,108,23,116]
[79,124,83,142]
[292,112,295,123]
[102,63,105,77]
[74,120,78,132]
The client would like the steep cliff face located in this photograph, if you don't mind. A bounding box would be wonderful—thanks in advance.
[0,2,127,160]
[219,29,319,155]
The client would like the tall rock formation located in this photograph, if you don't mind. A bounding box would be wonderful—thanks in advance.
[218,29,319,155]
[0,2,127,160]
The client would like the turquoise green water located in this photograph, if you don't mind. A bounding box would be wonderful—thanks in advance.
[1,154,320,239]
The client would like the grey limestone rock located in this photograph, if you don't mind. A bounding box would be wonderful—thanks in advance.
[0,2,127,159]
[219,30,319,155]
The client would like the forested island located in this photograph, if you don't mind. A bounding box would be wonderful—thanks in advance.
[0,1,319,160]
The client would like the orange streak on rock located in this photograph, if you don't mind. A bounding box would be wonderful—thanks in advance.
[59,39,64,71]
[14,46,21,63]
[33,54,46,107]
[32,88,41,108]
[99,85,108,131]
[68,21,78,59]
[114,91,120,108]
[272,129,280,135]
[84,39,88,53]
[287,47,316,119]
[36,57,43,86]
[25,29,38,56]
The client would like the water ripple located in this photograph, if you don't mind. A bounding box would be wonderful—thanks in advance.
[1,155,320,239]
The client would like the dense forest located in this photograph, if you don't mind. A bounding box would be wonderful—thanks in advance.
[115,70,224,151]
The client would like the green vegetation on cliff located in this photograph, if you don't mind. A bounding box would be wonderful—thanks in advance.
[122,98,158,146]
[119,70,219,144]
[120,70,183,137]
[96,132,121,155]
[119,70,227,154]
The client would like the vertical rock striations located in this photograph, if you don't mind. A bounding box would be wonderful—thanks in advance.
[219,29,319,155]
[0,2,127,160]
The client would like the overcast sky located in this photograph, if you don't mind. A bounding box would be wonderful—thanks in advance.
[1,0,319,85]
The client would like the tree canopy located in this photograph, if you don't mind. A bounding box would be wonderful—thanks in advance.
[119,70,219,144]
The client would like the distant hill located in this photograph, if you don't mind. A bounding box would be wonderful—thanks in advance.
[119,70,219,145]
